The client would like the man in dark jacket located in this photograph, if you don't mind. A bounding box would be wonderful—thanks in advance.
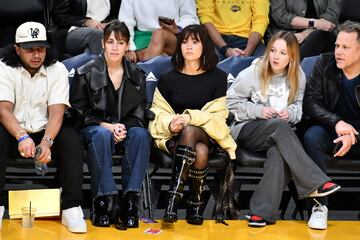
[303,20,360,230]
[50,0,103,58]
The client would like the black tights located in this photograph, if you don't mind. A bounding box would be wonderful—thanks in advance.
[169,126,210,169]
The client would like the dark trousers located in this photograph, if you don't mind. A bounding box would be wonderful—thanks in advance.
[300,30,337,61]
[237,119,330,223]
[0,124,84,209]
[303,125,360,205]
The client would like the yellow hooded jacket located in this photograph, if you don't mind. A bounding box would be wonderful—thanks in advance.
[149,88,237,160]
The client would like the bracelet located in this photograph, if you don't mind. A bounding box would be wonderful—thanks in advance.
[18,135,30,143]
[42,136,54,147]
[15,130,27,140]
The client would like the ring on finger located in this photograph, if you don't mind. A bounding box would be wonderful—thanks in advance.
[47,155,51,161]
[20,152,25,157]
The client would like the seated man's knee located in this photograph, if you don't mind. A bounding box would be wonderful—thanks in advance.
[151,29,166,43]
[303,125,329,147]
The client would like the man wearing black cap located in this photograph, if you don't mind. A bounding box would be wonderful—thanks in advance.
[0,21,87,233]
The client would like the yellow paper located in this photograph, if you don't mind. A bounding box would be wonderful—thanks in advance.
[8,188,61,219]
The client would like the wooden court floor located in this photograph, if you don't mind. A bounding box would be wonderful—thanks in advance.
[1,219,359,240]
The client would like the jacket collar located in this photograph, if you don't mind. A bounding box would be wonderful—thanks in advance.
[89,56,141,90]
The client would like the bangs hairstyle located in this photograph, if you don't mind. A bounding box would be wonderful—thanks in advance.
[171,24,218,71]
[260,30,300,104]
[103,20,130,43]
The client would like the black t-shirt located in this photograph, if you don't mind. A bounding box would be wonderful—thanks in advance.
[305,0,317,19]
[157,68,227,113]
[333,74,360,130]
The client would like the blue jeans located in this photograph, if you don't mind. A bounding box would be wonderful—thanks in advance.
[216,34,266,61]
[81,126,151,197]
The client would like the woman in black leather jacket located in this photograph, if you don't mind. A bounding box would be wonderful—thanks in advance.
[70,20,151,230]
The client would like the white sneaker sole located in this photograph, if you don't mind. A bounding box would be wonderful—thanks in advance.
[248,222,266,227]
[308,222,327,230]
[61,218,87,233]
[308,185,341,198]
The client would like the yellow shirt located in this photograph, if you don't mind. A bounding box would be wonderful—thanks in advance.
[196,0,269,38]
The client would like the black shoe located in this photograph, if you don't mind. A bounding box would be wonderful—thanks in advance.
[248,215,266,227]
[126,192,139,228]
[91,196,110,227]
[308,182,341,198]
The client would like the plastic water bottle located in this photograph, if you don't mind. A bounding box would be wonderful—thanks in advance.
[34,146,48,176]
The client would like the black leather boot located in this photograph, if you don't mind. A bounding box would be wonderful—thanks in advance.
[163,145,196,223]
[126,192,139,228]
[113,194,127,230]
[186,167,208,225]
[91,195,111,227]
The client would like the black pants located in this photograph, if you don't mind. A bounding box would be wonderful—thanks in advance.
[300,30,337,61]
[0,124,84,209]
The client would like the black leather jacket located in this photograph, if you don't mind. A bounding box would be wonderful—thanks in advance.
[303,53,360,128]
[69,55,147,129]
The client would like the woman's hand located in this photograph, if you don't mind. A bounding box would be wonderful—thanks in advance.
[113,123,127,143]
[277,109,289,122]
[169,114,190,133]
[261,107,277,119]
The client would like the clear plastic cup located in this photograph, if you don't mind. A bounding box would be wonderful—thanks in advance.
[21,207,36,228]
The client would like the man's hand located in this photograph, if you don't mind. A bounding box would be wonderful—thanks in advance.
[333,134,352,157]
[335,120,359,144]
[225,47,242,57]
[18,137,36,158]
[315,18,336,32]
[125,50,137,63]
[295,29,313,44]
[159,21,179,35]
[84,19,106,30]
[36,143,52,164]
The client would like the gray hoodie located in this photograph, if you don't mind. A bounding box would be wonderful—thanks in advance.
[226,58,306,139]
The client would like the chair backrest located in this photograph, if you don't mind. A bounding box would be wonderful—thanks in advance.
[61,52,98,86]
[137,56,173,106]
[300,55,321,81]
[217,56,256,88]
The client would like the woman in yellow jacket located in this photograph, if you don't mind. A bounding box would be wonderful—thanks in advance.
[149,24,236,225]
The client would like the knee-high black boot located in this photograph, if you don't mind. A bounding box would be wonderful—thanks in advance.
[163,145,196,223]
[186,167,208,225]
[126,192,139,228]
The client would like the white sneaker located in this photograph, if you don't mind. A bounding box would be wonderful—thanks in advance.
[0,206,4,230]
[61,206,87,233]
[308,203,328,230]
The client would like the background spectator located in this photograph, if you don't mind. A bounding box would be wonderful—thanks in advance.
[119,0,199,62]
[196,0,269,60]
[268,0,341,60]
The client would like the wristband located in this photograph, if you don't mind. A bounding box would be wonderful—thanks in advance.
[219,45,230,55]
[18,134,30,143]
[15,130,27,140]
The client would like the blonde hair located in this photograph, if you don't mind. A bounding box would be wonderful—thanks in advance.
[259,31,300,104]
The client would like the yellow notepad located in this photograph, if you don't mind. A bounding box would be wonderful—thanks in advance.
[8,188,61,219]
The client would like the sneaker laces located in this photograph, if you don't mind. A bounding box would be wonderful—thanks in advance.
[311,200,327,220]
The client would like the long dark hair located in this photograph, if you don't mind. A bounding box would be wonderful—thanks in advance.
[1,43,57,68]
[172,24,218,72]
